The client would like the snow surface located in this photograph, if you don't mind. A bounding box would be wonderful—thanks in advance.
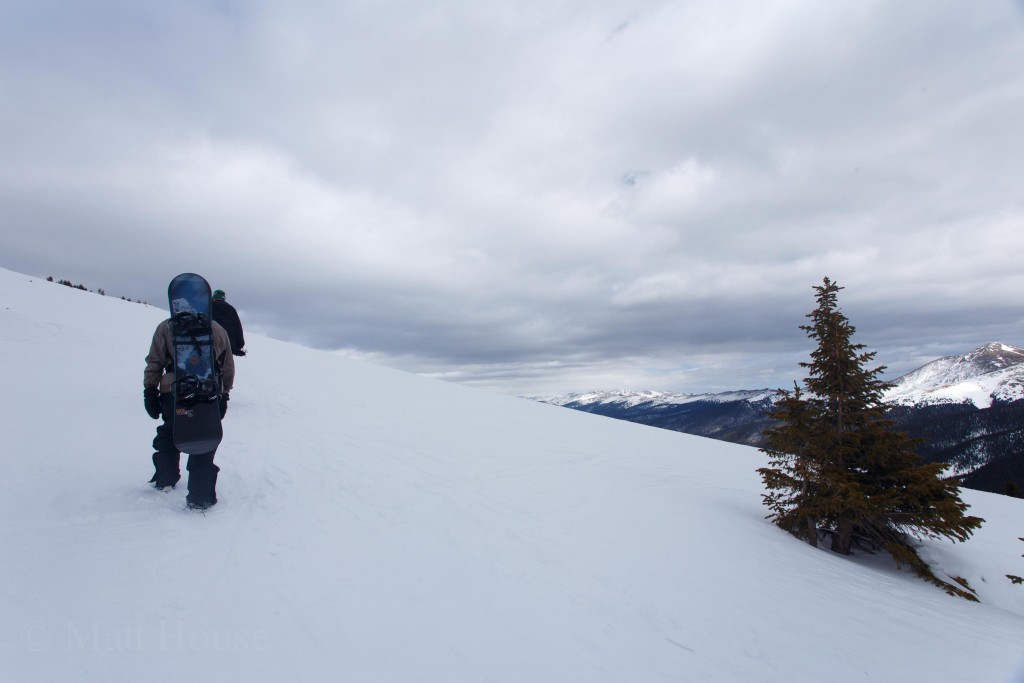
[1,267,1023,683]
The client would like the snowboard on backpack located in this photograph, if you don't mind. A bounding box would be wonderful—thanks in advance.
[167,273,223,454]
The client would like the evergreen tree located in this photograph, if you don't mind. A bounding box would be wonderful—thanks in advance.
[759,277,984,598]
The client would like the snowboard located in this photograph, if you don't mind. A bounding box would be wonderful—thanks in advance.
[167,273,223,454]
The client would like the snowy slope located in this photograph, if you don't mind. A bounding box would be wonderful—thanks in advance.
[1,267,1023,683]
[885,342,1024,408]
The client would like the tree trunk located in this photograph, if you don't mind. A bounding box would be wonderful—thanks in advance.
[831,519,853,555]
[805,515,818,548]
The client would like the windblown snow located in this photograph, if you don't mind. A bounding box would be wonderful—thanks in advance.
[1,267,1022,683]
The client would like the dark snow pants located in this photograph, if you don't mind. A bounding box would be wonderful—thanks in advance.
[151,394,220,506]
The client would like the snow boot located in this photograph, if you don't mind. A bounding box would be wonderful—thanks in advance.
[149,458,181,490]
[186,456,219,510]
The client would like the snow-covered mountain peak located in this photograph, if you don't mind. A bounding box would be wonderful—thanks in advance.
[885,342,1024,408]
[961,342,1024,370]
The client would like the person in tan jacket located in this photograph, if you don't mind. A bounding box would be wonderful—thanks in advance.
[144,316,235,509]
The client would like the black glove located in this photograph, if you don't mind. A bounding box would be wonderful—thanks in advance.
[219,393,229,419]
[234,348,246,357]
[144,387,161,420]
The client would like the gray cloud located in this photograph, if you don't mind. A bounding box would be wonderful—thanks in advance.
[3,0,1024,395]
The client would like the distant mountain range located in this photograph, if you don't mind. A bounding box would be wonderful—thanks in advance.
[541,388,780,446]
[883,342,1024,407]
[537,343,1024,496]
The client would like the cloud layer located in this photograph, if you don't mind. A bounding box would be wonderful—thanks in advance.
[3,0,1024,394]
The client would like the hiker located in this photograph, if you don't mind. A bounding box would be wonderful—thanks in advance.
[144,301,235,510]
[212,289,246,356]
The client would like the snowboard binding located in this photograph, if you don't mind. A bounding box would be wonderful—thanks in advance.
[174,375,220,405]
[170,310,211,335]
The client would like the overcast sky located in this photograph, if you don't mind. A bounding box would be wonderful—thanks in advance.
[3,0,1024,396]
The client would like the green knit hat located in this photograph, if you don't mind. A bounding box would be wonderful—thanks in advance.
[213,289,226,300]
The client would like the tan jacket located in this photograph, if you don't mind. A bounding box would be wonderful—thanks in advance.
[144,319,235,395]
